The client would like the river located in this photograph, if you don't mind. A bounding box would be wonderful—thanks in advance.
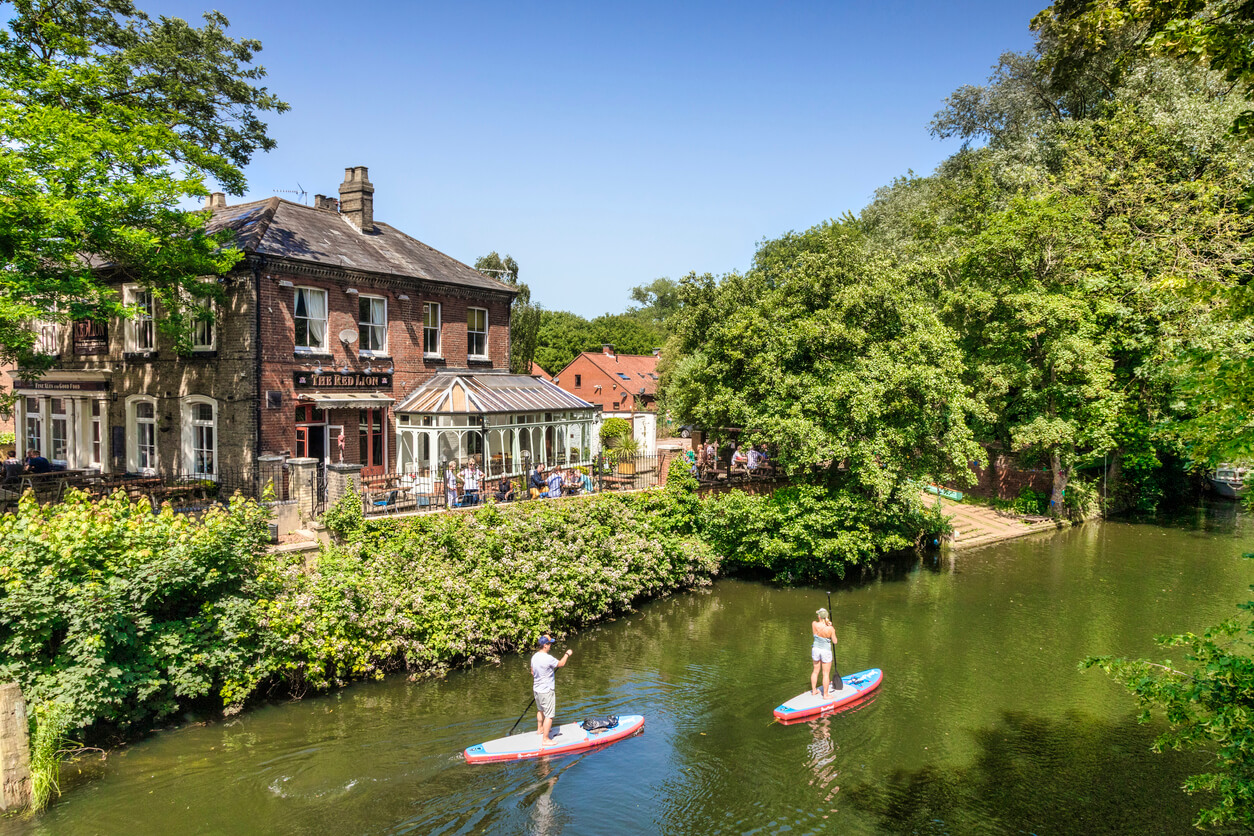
[5,504,1251,835]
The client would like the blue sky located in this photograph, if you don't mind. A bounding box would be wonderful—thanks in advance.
[152,0,1045,317]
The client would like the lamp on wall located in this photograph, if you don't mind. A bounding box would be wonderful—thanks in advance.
[277,279,294,288]
[340,364,350,374]
[386,364,394,375]
[345,288,359,296]
[363,363,373,374]
[313,362,323,374]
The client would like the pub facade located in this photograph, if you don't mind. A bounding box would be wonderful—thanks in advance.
[11,166,596,497]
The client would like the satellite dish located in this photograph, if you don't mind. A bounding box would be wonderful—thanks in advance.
[338,328,359,344]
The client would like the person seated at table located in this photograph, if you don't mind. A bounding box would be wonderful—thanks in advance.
[23,448,52,474]
[580,469,594,494]
[4,450,17,464]
[747,447,761,472]
[495,476,515,503]
[546,465,564,498]
[731,447,749,474]
[529,463,547,499]
[563,469,583,495]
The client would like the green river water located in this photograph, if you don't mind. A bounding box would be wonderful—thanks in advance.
[4,504,1252,835]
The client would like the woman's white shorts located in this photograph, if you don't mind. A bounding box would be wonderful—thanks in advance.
[811,647,833,664]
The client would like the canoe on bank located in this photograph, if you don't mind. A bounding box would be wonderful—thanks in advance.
[464,715,646,764]
[773,668,883,722]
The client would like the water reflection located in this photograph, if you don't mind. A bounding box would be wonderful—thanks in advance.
[847,710,1210,836]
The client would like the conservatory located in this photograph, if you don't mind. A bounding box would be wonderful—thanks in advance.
[393,371,599,485]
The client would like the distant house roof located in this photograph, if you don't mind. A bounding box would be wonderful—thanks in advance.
[206,197,516,295]
[395,371,594,415]
[561,351,660,398]
[530,362,551,380]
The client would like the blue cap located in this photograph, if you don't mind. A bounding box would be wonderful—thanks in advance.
[538,635,555,646]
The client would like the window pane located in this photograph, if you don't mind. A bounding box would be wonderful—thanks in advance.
[136,402,154,419]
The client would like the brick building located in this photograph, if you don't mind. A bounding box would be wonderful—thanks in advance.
[553,345,658,454]
[11,166,595,496]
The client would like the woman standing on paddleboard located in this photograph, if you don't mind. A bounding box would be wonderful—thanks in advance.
[811,608,839,698]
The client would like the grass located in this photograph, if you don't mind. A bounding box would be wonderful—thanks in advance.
[29,702,71,813]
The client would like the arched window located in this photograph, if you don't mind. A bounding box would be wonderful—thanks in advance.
[182,396,218,479]
[126,395,158,474]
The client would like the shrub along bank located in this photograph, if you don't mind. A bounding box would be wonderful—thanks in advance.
[0,460,942,752]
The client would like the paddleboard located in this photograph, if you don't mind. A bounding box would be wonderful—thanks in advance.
[773,668,883,722]
[464,714,645,764]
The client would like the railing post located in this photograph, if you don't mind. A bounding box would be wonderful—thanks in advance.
[0,682,31,812]
[326,463,364,511]
[286,458,318,520]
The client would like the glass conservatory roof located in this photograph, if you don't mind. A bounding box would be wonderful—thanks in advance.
[395,371,595,415]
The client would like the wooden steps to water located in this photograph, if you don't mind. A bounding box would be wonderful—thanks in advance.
[925,494,1065,550]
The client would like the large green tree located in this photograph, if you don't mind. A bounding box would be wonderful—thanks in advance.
[0,0,287,370]
[474,251,541,375]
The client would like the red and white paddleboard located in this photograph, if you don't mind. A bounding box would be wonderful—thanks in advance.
[464,715,645,764]
[773,668,883,722]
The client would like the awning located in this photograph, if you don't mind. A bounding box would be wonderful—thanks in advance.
[297,392,395,409]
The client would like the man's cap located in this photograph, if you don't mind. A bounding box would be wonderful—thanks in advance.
[538,635,555,646]
[816,607,829,620]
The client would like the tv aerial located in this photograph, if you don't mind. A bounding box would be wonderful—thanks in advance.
[273,182,309,203]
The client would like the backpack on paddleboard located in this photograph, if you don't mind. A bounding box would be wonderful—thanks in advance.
[580,715,619,732]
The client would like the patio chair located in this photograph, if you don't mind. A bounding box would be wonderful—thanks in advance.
[372,490,399,514]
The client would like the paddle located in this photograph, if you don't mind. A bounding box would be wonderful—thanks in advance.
[825,591,841,693]
[508,697,536,736]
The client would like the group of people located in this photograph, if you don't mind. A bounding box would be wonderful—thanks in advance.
[4,449,52,475]
[526,606,842,746]
[435,459,593,508]
[689,441,773,479]
[526,462,592,499]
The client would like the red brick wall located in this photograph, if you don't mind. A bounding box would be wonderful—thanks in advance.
[256,269,510,462]
[965,453,1054,501]
[557,354,643,412]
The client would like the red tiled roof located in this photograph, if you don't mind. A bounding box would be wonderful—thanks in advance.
[573,352,659,397]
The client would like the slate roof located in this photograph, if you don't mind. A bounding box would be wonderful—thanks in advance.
[395,371,595,415]
[206,197,516,295]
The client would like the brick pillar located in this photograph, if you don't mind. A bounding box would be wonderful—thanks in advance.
[326,462,364,511]
[287,457,318,518]
[0,682,31,812]
[257,455,286,501]
[658,451,671,487]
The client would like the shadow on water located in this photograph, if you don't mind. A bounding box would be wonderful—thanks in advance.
[847,710,1210,836]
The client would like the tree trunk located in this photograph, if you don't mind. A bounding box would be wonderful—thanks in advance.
[1049,451,1070,518]
[0,682,31,812]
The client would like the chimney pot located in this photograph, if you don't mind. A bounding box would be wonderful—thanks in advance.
[313,194,340,212]
[338,165,375,233]
[206,192,227,210]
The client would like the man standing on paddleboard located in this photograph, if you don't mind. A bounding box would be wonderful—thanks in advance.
[531,635,572,745]
[811,608,839,698]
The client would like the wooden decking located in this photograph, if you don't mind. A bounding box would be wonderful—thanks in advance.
[926,494,1066,550]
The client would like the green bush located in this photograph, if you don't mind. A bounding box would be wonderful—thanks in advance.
[322,480,364,540]
[600,417,631,446]
[1011,487,1047,516]
[0,430,14,448]
[1064,478,1099,520]
[700,482,930,583]
[0,490,274,738]
[261,493,720,689]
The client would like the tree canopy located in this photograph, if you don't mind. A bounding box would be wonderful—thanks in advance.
[0,0,287,370]
[474,251,541,375]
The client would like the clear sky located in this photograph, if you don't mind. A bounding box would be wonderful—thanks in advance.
[150,0,1046,317]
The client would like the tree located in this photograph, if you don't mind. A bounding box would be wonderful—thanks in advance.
[627,277,683,334]
[0,0,288,371]
[474,251,541,375]
[1083,556,1254,829]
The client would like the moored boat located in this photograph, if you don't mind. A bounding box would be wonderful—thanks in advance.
[1208,464,1250,500]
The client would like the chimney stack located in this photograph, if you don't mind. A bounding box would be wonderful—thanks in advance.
[313,194,339,212]
[651,347,661,357]
[602,344,615,358]
[205,192,227,210]
[338,166,374,232]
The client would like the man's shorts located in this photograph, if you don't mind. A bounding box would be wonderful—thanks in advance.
[811,647,833,664]
[535,689,556,719]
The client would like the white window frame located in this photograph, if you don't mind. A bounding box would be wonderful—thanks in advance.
[22,396,43,457]
[358,294,388,356]
[48,397,69,462]
[87,399,105,470]
[423,302,441,357]
[126,395,158,475]
[124,285,156,352]
[467,307,488,360]
[33,319,59,355]
[190,301,215,352]
[294,286,328,353]
[181,396,218,480]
